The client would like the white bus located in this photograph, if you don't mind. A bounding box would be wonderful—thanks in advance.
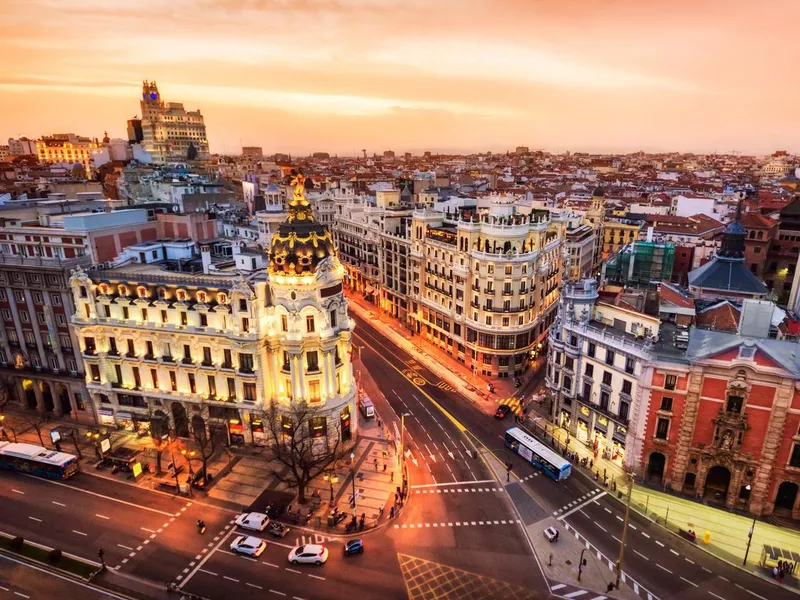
[0,441,80,480]
[504,427,571,481]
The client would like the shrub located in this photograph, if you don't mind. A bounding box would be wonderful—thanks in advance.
[47,549,62,563]
[9,537,24,550]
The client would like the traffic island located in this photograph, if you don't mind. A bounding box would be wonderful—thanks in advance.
[0,532,98,579]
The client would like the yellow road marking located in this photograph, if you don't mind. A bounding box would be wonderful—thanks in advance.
[355,333,466,433]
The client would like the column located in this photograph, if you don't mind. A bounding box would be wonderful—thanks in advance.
[23,289,47,367]
[6,288,30,361]
[290,354,301,401]
[62,291,84,375]
[32,380,45,413]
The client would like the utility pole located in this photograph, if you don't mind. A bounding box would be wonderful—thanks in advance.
[743,515,757,566]
[615,471,634,589]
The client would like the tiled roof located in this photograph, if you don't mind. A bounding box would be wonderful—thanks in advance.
[659,282,695,309]
[695,301,740,332]
[740,213,777,229]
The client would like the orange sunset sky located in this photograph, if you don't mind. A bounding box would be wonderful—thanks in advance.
[0,0,797,156]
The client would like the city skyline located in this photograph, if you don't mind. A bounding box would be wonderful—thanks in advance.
[1,0,798,155]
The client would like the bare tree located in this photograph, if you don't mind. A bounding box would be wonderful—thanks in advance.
[19,411,48,447]
[0,376,17,413]
[191,421,224,486]
[262,402,349,504]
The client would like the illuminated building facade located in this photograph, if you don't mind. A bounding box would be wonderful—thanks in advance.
[140,81,209,165]
[70,175,356,446]
[36,133,100,177]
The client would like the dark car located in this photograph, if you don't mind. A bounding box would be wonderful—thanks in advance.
[344,539,364,556]
[494,405,511,419]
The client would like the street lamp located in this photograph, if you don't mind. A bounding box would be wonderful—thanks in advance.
[323,471,339,503]
[349,451,357,516]
[615,471,634,590]
[0,414,16,442]
[743,485,756,567]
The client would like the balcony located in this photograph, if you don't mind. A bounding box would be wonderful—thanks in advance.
[162,355,174,363]
[484,288,495,294]
[502,289,514,296]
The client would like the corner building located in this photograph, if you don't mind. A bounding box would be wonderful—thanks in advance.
[70,182,356,446]
[409,201,564,378]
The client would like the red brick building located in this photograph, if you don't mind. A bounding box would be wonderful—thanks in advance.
[641,329,800,517]
[741,212,777,279]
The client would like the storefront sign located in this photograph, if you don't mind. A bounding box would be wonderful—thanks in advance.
[100,438,111,454]
[49,430,61,444]
[132,461,143,479]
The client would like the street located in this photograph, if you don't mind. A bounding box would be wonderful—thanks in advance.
[0,312,790,600]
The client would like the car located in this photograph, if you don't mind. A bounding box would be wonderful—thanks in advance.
[288,544,329,565]
[235,512,270,532]
[344,539,364,556]
[230,535,267,557]
[494,405,511,419]
[543,526,559,543]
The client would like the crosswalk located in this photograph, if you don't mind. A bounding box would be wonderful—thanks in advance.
[394,519,521,530]
[435,381,454,391]
[414,486,503,495]
[497,396,523,413]
[550,582,609,600]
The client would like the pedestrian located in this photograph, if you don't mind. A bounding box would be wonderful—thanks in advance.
[379,505,384,518]
[390,505,395,518]
[390,471,394,482]
[374,458,378,471]
[383,463,387,472]
[395,492,400,504]
[377,418,382,429]
[589,459,593,469]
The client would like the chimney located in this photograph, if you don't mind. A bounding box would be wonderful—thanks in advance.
[201,244,211,275]
[646,226,654,243]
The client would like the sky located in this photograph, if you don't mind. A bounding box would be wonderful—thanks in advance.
[0,0,797,156]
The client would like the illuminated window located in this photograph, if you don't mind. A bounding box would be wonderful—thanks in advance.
[306,315,315,333]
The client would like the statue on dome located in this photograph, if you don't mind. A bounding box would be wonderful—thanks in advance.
[290,171,307,203]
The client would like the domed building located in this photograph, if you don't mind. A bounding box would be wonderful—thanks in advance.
[265,172,357,445]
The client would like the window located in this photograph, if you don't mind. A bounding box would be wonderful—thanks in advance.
[587,343,596,358]
[665,374,677,390]
[161,309,168,324]
[122,306,129,319]
[162,343,172,361]
[52,294,62,306]
[619,401,629,422]
[563,375,572,390]
[202,347,212,365]
[281,315,288,332]
[239,353,254,373]
[132,367,141,389]
[243,382,256,401]
[599,391,609,409]
[207,375,217,397]
[625,357,635,374]
[49,356,59,370]
[83,336,96,354]
[199,313,208,327]
[223,349,232,368]
[228,378,237,399]
[655,418,670,440]
[60,334,72,349]
[180,312,187,326]
[602,371,612,386]
[56,313,67,325]
[114,364,123,384]
[183,344,192,363]
[307,351,319,372]
[485,315,492,325]
[15,291,24,303]
[141,308,148,321]
[127,339,135,357]
[306,315,315,333]
[584,363,594,377]
[241,317,250,332]
[505,265,512,275]
[605,349,615,366]
[90,364,101,382]
[308,381,321,402]
[102,305,111,318]
[726,395,743,414]
[33,292,42,304]
[239,299,248,312]
[0,290,5,300]
[151,369,159,388]
[790,444,800,468]
[1,309,9,321]
[621,380,632,395]
[330,309,337,328]
[188,373,196,394]
[19,311,28,323]
[660,397,673,411]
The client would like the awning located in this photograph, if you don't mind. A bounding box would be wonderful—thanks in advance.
[97,408,114,416]
[116,412,133,420]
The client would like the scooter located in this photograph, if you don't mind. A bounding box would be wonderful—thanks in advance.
[197,520,206,535]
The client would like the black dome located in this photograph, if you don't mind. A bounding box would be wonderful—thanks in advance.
[268,174,336,275]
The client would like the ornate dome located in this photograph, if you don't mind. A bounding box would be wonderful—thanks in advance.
[268,171,336,275]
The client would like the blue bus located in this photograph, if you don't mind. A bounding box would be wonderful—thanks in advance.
[504,427,571,482]
[0,441,80,480]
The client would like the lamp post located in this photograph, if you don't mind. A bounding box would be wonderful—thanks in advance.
[0,414,16,443]
[615,471,634,590]
[743,486,756,567]
[350,451,357,516]
[324,471,339,504]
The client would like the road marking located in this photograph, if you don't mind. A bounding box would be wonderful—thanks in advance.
[22,476,175,517]
[563,591,588,598]
[308,574,325,581]
[264,562,279,568]
[72,530,87,536]
[557,492,608,520]
[0,586,7,592]
[734,584,766,600]
[633,550,648,560]
[657,564,672,573]
[270,591,286,597]
[223,576,239,582]
[13,592,29,599]
[702,567,712,574]
[685,558,695,564]
[117,544,134,551]
[595,524,607,532]
[27,517,41,522]
[52,501,66,507]
[11,489,24,495]
[719,576,729,581]
[616,515,623,522]
[612,535,622,543]
[411,479,495,489]
[708,593,725,600]
[628,524,637,530]
[141,527,155,533]
[604,507,612,514]
[641,532,650,539]
[681,576,697,587]
[551,584,566,591]
[179,529,236,589]
[285,568,301,574]
[670,549,679,556]
[246,583,263,589]
[95,514,110,520]
[655,540,665,547]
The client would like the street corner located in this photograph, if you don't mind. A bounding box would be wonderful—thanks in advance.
[526,517,640,600]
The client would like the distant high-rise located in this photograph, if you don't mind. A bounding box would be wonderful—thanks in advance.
[139,81,209,164]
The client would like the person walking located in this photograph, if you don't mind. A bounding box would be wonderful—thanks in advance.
[379,505,384,519]
[390,505,395,518]
[383,463,387,472]
[374,458,378,471]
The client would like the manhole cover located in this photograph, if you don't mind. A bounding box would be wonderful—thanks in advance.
[565,560,572,566]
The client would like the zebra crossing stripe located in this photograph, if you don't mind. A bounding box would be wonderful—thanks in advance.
[551,584,566,591]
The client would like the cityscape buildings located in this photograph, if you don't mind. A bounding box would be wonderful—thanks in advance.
[139,81,209,164]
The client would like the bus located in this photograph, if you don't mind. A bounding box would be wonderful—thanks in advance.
[0,441,80,480]
[504,427,571,482]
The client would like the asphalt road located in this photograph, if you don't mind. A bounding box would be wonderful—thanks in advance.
[351,311,791,600]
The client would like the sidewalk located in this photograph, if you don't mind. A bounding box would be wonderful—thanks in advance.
[346,292,536,415]
[519,401,800,592]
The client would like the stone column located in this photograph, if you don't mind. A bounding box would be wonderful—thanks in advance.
[62,291,84,375]
[6,288,30,360]
[32,380,45,413]
[751,379,794,516]
[23,289,47,368]
[669,369,702,491]
[290,354,301,401]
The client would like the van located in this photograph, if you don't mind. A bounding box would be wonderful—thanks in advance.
[359,397,375,419]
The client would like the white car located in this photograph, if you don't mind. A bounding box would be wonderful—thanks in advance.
[230,535,266,557]
[235,512,270,532]
[288,544,329,565]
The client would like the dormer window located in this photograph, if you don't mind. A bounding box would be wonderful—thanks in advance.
[176,289,187,302]
[118,285,129,296]
[197,291,207,303]
[217,292,228,304]
[726,394,744,414]
[98,283,109,296]
[738,345,756,360]
[137,286,148,299]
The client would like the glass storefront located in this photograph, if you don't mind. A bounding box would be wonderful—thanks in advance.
[97,408,115,427]
[117,411,135,432]
[577,419,589,443]
[251,416,266,446]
